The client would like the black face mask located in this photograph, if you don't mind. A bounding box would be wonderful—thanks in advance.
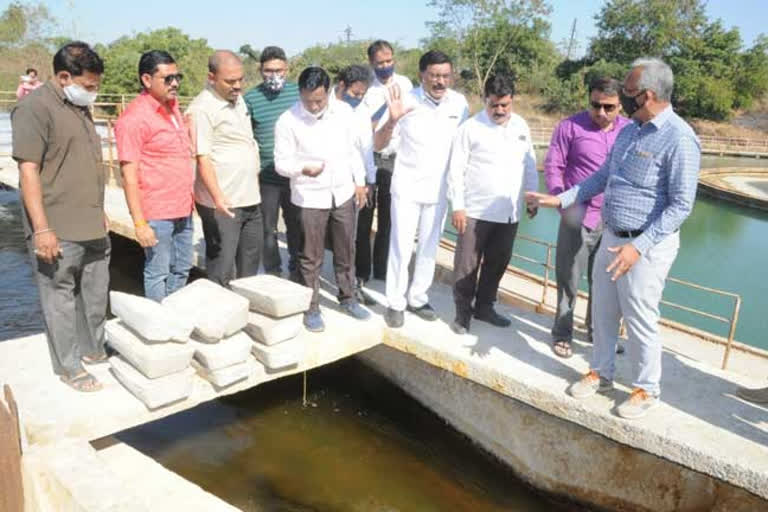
[620,90,645,118]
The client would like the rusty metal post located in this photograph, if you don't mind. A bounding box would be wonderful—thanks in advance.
[721,297,742,370]
[541,245,551,310]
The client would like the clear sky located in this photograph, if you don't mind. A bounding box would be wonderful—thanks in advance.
[44,0,766,57]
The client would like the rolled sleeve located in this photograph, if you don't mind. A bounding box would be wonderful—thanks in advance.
[114,113,145,163]
[11,102,47,164]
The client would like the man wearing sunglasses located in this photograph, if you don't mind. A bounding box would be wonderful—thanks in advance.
[116,50,195,301]
[528,58,701,419]
[544,77,630,359]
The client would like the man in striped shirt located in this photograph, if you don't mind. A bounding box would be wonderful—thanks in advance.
[527,58,701,419]
[243,46,301,281]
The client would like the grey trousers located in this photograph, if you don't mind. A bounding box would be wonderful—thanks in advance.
[261,182,302,277]
[552,220,603,342]
[453,218,518,320]
[196,202,263,286]
[299,197,357,312]
[29,237,111,377]
[591,230,679,396]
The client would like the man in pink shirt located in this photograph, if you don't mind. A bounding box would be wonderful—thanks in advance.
[16,68,43,100]
[116,50,195,301]
[544,77,630,358]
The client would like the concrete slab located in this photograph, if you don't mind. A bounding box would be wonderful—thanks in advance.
[162,279,249,342]
[251,336,304,369]
[109,356,195,410]
[192,358,258,388]
[190,331,252,371]
[244,310,303,345]
[230,274,312,317]
[105,320,195,379]
[110,291,192,343]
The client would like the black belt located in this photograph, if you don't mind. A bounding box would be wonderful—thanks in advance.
[614,229,643,239]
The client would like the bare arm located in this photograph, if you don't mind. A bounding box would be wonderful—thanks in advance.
[120,161,157,247]
[19,161,59,263]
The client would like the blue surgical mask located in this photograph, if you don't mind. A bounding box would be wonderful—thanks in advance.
[342,93,362,109]
[374,64,395,82]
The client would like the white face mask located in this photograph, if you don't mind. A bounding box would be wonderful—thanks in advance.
[301,103,327,120]
[63,83,98,107]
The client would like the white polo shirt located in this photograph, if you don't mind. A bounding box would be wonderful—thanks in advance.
[447,110,539,223]
[390,86,469,204]
[362,72,414,156]
[274,100,365,209]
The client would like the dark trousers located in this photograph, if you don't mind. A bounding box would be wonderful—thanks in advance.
[196,202,263,286]
[299,197,357,312]
[453,218,518,320]
[261,182,301,277]
[28,237,111,377]
[552,220,603,342]
[355,168,392,281]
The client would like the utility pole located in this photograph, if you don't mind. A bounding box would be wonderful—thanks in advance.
[566,18,577,60]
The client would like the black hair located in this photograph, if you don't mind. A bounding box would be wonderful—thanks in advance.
[367,40,394,61]
[588,77,621,96]
[337,65,370,87]
[260,46,287,65]
[52,41,104,76]
[484,74,516,98]
[298,66,330,92]
[138,50,176,87]
[26,68,37,75]
[418,50,452,72]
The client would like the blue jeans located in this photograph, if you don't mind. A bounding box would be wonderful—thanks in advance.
[144,215,194,302]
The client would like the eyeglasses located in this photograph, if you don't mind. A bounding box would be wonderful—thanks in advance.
[160,73,184,85]
[590,101,619,112]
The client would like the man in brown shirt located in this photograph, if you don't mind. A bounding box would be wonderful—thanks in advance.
[11,41,108,392]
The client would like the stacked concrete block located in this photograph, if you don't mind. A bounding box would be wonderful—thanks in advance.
[109,355,195,410]
[231,275,311,370]
[109,291,192,342]
[191,358,255,388]
[161,279,249,342]
[105,320,194,379]
[189,332,255,388]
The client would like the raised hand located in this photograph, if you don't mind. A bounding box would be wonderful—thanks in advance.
[386,84,413,122]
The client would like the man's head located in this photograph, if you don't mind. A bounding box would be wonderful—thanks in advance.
[367,40,395,84]
[260,46,288,92]
[484,74,515,125]
[419,50,453,101]
[335,65,370,109]
[621,57,674,122]
[52,41,104,106]
[26,68,38,80]
[139,50,181,105]
[208,50,244,104]
[587,77,621,129]
[298,66,330,117]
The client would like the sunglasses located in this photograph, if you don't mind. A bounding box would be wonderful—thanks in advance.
[160,73,184,85]
[590,101,618,112]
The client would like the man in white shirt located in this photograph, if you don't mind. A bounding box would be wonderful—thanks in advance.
[447,74,539,334]
[274,66,369,332]
[187,50,262,286]
[357,40,414,289]
[374,50,470,328]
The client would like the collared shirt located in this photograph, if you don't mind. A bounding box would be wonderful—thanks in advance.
[186,86,261,208]
[11,81,105,241]
[274,100,365,209]
[390,86,469,204]
[243,81,299,186]
[544,111,631,230]
[559,106,701,254]
[115,91,194,221]
[329,89,376,184]
[447,110,538,224]
[361,72,414,156]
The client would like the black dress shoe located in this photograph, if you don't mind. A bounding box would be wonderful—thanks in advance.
[384,307,404,328]
[474,307,511,327]
[406,303,438,321]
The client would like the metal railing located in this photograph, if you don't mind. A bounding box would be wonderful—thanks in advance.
[441,231,742,370]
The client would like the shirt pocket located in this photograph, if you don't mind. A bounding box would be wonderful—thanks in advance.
[622,150,659,188]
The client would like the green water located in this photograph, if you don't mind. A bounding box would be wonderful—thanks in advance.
[481,153,768,350]
[117,359,581,511]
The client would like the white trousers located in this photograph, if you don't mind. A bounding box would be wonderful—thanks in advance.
[385,196,448,311]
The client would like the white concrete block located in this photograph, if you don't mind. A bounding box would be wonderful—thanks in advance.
[192,358,254,388]
[162,279,249,342]
[244,311,303,345]
[109,356,195,410]
[190,332,252,371]
[251,337,304,369]
[105,320,194,379]
[110,291,193,343]
[229,274,312,317]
